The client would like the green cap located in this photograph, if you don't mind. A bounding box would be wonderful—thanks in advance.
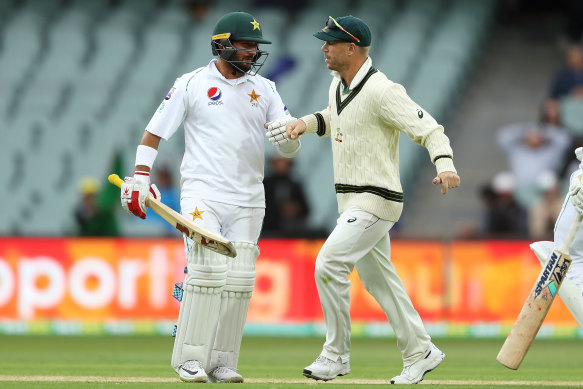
[314,15,371,47]
[212,12,272,44]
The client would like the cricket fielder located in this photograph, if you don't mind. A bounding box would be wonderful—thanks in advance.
[119,12,299,383]
[266,15,460,385]
[530,147,583,329]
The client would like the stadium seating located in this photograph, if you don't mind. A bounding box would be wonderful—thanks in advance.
[0,0,495,236]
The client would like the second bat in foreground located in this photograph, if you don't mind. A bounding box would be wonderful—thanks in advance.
[496,215,582,370]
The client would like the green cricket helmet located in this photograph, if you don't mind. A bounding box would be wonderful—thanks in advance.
[211,12,272,76]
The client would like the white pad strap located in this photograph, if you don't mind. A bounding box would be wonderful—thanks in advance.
[171,245,227,372]
[210,242,259,370]
[529,241,554,265]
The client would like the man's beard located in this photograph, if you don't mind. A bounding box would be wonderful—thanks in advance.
[236,61,252,72]
[232,55,254,73]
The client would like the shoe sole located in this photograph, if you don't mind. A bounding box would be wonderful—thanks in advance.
[390,352,445,385]
[179,377,208,383]
[209,377,244,383]
[302,369,350,381]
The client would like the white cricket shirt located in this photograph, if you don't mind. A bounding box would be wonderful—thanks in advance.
[145,59,290,207]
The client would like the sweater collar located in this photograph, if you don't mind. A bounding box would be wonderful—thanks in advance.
[332,56,372,93]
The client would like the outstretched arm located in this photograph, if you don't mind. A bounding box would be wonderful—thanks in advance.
[297,108,331,138]
[379,84,460,195]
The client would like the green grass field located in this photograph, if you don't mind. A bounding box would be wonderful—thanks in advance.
[0,336,581,388]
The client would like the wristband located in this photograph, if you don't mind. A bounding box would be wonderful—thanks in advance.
[135,145,158,168]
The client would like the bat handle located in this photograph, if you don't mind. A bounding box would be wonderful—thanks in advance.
[560,213,583,254]
[108,174,124,189]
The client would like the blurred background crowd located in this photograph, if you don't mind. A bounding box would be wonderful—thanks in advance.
[1,0,583,242]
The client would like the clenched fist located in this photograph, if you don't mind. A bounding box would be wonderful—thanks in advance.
[286,119,306,140]
[265,117,297,146]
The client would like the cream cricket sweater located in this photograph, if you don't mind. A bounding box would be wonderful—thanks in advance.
[301,57,456,222]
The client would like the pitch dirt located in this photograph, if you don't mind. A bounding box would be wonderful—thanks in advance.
[1,376,583,386]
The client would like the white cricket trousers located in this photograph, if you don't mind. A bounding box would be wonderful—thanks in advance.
[316,206,431,366]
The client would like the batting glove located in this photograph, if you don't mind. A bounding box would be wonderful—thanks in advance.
[576,147,583,170]
[120,172,161,219]
[265,117,298,146]
[569,174,583,216]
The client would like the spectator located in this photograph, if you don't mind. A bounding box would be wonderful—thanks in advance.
[496,107,571,207]
[184,0,211,22]
[565,0,583,44]
[147,165,181,236]
[480,172,527,238]
[74,178,119,236]
[560,137,583,181]
[549,44,583,100]
[529,171,565,240]
[539,97,562,126]
[253,0,307,23]
[263,155,311,237]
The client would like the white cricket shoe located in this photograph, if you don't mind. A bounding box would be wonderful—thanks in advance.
[208,366,244,383]
[303,355,351,381]
[178,360,208,383]
[390,343,445,385]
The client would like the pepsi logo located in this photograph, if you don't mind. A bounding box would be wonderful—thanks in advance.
[207,87,222,101]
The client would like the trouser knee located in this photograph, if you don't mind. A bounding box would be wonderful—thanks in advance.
[314,253,339,285]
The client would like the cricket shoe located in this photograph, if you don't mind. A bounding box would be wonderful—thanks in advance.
[178,360,208,383]
[390,343,445,385]
[303,355,351,381]
[208,366,244,383]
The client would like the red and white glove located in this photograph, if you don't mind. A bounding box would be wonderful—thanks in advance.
[120,172,161,219]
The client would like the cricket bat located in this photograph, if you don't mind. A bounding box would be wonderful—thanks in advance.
[496,214,582,369]
[108,174,237,258]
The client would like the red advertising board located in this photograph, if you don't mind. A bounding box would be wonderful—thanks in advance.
[0,238,575,326]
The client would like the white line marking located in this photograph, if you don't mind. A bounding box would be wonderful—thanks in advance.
[0,376,582,386]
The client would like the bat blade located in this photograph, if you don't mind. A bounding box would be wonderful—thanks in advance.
[146,196,237,257]
[496,249,572,369]
[108,174,236,257]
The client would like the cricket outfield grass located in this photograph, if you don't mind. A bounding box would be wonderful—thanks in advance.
[0,336,581,388]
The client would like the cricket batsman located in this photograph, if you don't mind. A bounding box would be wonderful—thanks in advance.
[118,11,299,383]
[530,147,583,329]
